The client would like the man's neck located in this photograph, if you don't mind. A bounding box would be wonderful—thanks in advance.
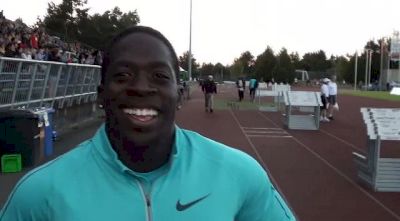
[106,127,175,173]
[117,140,173,173]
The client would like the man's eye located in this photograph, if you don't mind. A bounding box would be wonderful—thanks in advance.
[154,72,170,79]
[113,72,132,83]
[115,72,131,77]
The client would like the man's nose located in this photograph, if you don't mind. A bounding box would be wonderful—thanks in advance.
[125,73,157,97]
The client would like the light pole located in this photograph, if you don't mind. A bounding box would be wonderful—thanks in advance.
[188,0,193,81]
[364,49,369,89]
[379,37,387,89]
[364,48,373,89]
[354,51,358,90]
[368,49,373,86]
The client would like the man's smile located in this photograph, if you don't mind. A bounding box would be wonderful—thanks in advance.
[122,108,160,126]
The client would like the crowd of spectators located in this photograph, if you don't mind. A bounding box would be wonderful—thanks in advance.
[0,11,102,65]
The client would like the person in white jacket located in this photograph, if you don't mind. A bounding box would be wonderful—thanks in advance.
[320,78,330,122]
[328,75,338,120]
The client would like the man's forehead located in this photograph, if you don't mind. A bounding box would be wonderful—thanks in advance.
[110,59,171,68]
[111,33,170,56]
[109,34,173,66]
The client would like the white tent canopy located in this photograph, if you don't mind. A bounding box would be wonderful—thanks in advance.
[390,87,400,95]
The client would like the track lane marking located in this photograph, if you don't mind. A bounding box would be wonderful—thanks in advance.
[229,109,299,220]
[257,111,400,221]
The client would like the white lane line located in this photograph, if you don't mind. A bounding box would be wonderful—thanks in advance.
[245,131,288,134]
[229,109,299,220]
[319,129,366,154]
[247,135,293,138]
[257,111,400,221]
[242,127,283,130]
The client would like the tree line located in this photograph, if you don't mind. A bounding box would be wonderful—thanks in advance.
[35,0,140,50]
[180,38,391,85]
[36,0,392,84]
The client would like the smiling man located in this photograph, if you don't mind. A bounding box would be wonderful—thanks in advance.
[0,26,296,221]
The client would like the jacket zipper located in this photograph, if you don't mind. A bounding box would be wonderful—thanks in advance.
[137,180,152,221]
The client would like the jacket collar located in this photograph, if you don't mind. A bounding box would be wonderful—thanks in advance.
[91,123,184,174]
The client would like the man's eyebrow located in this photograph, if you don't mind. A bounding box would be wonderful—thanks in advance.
[110,60,132,67]
[110,60,171,69]
[147,61,172,69]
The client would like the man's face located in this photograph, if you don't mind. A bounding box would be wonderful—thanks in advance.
[99,33,178,146]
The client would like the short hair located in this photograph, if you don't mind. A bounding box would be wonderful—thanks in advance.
[101,26,179,84]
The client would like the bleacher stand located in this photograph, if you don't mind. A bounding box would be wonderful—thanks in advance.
[0,11,102,65]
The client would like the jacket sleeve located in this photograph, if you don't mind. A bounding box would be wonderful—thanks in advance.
[235,159,296,221]
[0,174,50,221]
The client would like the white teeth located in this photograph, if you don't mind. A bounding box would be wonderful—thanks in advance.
[123,108,158,116]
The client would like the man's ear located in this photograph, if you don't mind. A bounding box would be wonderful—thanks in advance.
[97,85,105,108]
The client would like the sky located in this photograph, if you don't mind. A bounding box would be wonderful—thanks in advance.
[2,0,400,65]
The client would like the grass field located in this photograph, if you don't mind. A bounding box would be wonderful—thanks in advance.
[214,98,260,110]
[341,90,400,102]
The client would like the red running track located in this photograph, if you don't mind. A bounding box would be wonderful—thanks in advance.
[176,84,400,221]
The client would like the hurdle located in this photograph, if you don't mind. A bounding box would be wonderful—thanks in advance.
[353,108,400,192]
[257,83,290,112]
[283,91,322,130]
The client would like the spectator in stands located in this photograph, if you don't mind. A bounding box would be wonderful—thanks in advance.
[93,50,102,65]
[202,74,217,112]
[30,30,39,49]
[328,75,338,120]
[0,26,296,221]
[78,53,86,64]
[85,53,94,64]
[35,48,46,61]
[0,42,5,56]
[48,48,61,62]
[4,43,18,57]
[0,14,105,65]
[20,48,32,60]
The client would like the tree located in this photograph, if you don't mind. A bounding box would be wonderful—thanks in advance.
[254,46,276,81]
[213,63,225,81]
[76,7,140,49]
[290,52,301,69]
[230,51,255,78]
[178,51,199,78]
[41,1,140,49]
[301,50,331,71]
[43,0,88,41]
[198,62,215,79]
[364,40,381,83]
[332,55,350,82]
[273,48,294,83]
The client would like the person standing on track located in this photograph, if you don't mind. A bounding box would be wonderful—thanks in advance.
[236,77,246,101]
[177,78,184,110]
[320,78,330,122]
[0,26,296,221]
[201,75,217,113]
[328,75,338,120]
[249,77,259,102]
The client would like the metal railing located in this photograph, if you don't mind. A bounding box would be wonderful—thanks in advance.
[0,57,101,110]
